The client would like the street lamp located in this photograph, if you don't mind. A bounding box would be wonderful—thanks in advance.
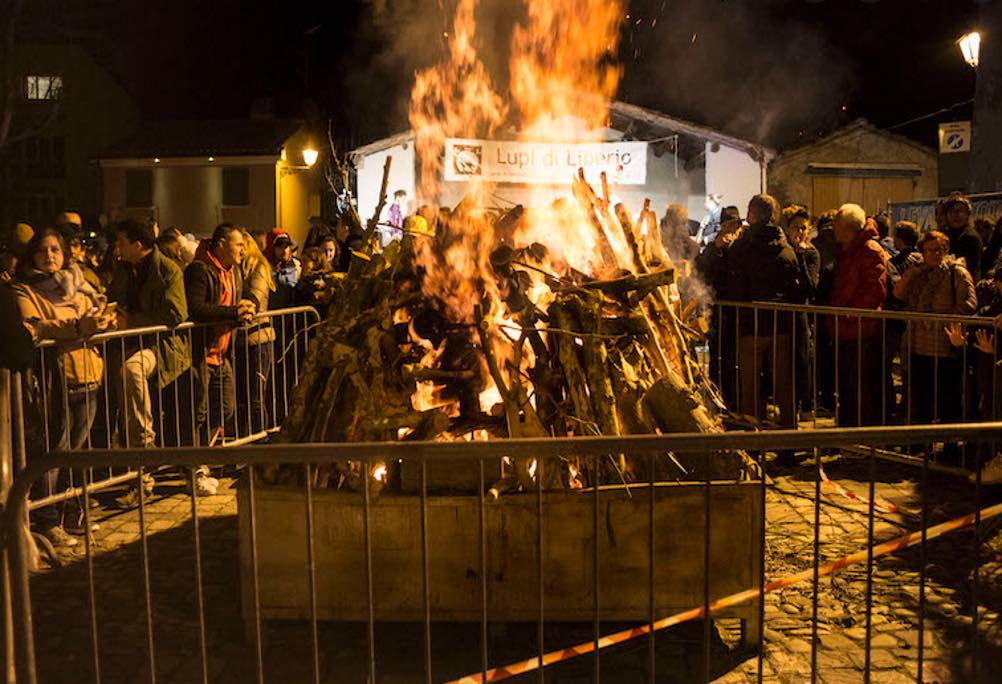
[959,31,981,68]
[302,147,319,168]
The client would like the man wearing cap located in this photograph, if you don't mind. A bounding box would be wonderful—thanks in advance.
[943,192,982,277]
[264,228,300,310]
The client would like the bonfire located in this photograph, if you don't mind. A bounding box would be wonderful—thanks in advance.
[260,0,753,493]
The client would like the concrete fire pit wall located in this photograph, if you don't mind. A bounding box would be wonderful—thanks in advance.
[237,479,762,633]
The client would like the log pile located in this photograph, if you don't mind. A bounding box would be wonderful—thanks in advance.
[259,169,754,494]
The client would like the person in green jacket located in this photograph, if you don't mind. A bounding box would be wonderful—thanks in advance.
[108,218,191,451]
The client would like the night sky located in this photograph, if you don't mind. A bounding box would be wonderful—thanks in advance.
[51,0,986,152]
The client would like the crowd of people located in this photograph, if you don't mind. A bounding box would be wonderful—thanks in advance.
[3,190,1002,547]
[0,212,356,548]
[688,191,1002,476]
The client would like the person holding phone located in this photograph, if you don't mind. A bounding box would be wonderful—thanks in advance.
[12,228,112,547]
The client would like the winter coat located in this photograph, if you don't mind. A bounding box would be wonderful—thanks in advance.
[813,227,839,273]
[795,243,821,301]
[107,248,191,388]
[269,259,300,310]
[0,284,34,370]
[238,259,276,347]
[889,247,923,278]
[826,224,887,342]
[13,264,106,388]
[897,258,977,358]
[945,225,983,278]
[725,222,805,334]
[185,240,244,363]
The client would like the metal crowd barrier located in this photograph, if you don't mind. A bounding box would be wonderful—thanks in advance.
[23,305,320,513]
[3,424,1002,683]
[711,300,1000,470]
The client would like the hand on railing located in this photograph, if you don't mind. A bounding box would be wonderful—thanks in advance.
[237,299,257,324]
[974,329,995,355]
[79,308,115,337]
[944,323,965,348]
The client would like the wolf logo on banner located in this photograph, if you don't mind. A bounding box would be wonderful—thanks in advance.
[452,144,482,176]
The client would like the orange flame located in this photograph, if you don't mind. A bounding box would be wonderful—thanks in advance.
[408,0,505,202]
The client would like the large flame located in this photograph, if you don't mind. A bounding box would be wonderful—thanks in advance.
[407,0,631,422]
[408,0,627,312]
[510,0,623,141]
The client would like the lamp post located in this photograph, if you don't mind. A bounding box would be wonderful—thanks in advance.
[970,2,1002,193]
[302,148,319,168]
[959,31,981,68]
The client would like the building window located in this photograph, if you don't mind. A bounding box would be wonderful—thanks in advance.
[25,75,62,100]
[222,167,250,206]
[125,169,153,208]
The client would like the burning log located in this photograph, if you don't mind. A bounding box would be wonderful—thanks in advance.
[258,169,753,496]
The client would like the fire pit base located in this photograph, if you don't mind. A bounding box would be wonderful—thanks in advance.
[237,477,763,642]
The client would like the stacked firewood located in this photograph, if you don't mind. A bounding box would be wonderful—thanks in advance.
[258,169,753,494]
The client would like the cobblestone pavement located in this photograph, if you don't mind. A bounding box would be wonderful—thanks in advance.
[23,453,1002,683]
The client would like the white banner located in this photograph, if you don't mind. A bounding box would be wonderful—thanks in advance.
[444,138,648,186]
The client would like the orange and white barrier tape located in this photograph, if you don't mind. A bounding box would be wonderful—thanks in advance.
[447,499,1002,683]
[820,465,898,514]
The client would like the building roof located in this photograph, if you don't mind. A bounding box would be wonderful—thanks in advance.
[348,130,415,160]
[348,101,774,162]
[772,118,937,165]
[607,101,775,161]
[99,119,304,159]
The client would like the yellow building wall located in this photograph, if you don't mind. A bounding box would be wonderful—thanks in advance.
[103,161,279,237]
[276,128,323,245]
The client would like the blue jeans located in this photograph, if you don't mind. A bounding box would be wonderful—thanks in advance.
[34,385,98,530]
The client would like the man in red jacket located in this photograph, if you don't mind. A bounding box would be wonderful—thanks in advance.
[827,204,887,426]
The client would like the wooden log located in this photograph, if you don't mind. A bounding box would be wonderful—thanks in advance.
[614,202,648,274]
[402,364,478,383]
[608,346,655,436]
[575,268,676,299]
[570,172,619,270]
[641,371,747,481]
[366,155,393,241]
[549,302,598,433]
[569,292,621,439]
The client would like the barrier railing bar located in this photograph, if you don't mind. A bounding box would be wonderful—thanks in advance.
[535,457,544,684]
[363,458,377,684]
[647,450,655,681]
[303,463,320,684]
[717,299,998,326]
[592,451,600,682]
[478,457,488,682]
[81,468,101,684]
[136,467,156,684]
[421,459,432,684]
[863,446,876,682]
[11,424,1002,471]
[186,467,209,684]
